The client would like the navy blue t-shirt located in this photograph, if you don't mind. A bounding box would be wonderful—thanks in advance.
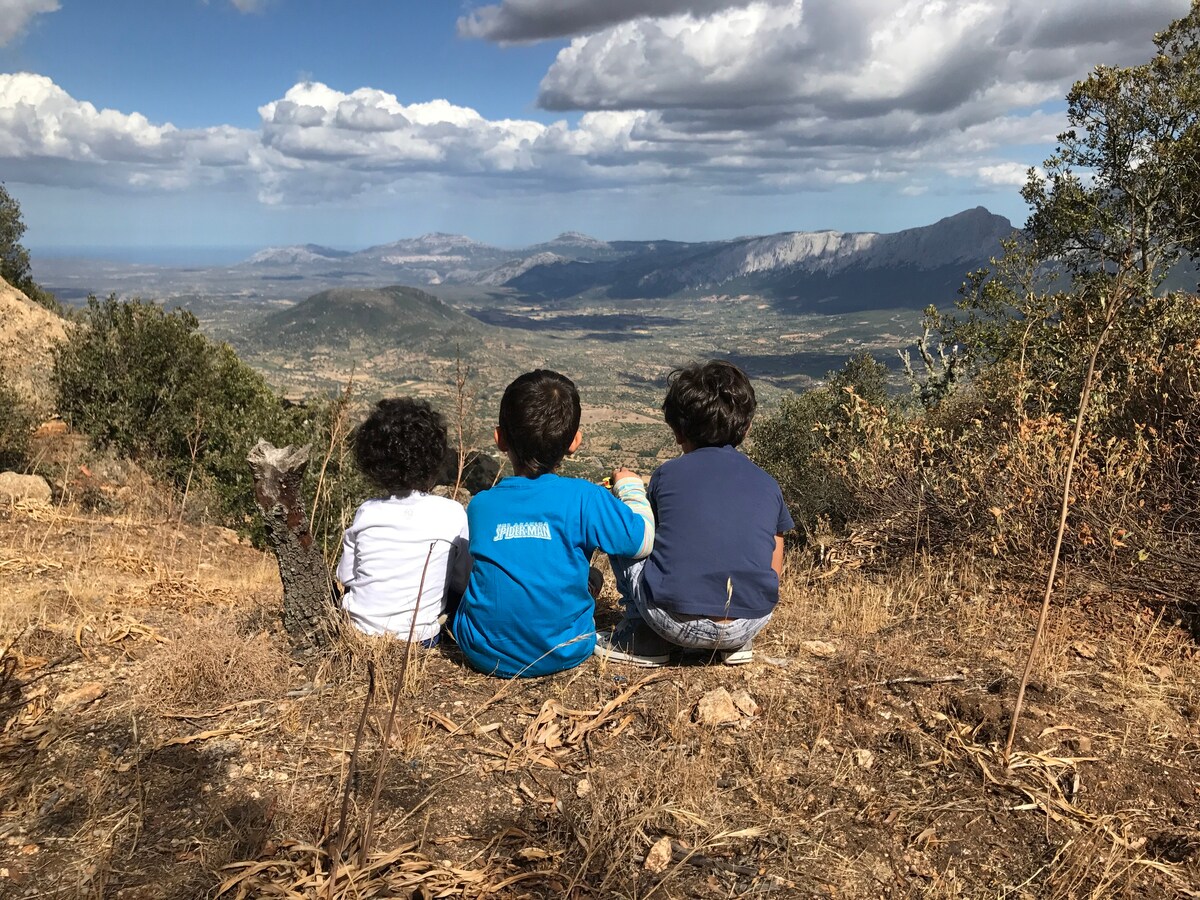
[642,445,793,619]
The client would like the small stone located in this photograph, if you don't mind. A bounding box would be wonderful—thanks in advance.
[694,688,741,726]
[644,836,673,874]
[801,640,838,658]
[575,778,592,798]
[1066,735,1093,754]
[853,749,876,769]
[730,689,759,718]
[53,682,106,711]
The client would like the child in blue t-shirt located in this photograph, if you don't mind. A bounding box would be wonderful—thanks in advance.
[454,370,654,677]
[594,360,794,668]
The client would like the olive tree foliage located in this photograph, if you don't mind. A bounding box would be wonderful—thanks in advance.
[951,4,1200,381]
[54,294,307,528]
[0,183,61,314]
[749,351,889,536]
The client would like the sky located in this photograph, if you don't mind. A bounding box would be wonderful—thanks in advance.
[0,0,1192,258]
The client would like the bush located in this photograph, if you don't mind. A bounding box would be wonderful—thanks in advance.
[53,294,306,529]
[0,381,35,471]
[749,351,888,537]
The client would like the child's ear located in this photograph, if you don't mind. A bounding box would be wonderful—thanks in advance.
[567,430,583,454]
[494,426,508,452]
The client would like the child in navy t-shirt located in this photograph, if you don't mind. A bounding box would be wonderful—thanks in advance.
[454,370,655,677]
[594,361,794,667]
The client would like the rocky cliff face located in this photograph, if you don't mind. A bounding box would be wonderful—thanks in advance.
[0,276,68,416]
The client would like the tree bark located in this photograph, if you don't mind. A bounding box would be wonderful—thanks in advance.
[247,439,339,651]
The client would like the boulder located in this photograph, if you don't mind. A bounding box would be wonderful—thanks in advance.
[0,471,52,504]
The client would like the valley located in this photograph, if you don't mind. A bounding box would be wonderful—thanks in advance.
[36,209,1007,477]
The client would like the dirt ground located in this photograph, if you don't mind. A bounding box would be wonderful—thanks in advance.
[2,489,1199,899]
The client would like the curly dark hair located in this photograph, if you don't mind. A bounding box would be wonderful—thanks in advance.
[352,397,448,497]
[662,360,757,448]
[497,369,581,477]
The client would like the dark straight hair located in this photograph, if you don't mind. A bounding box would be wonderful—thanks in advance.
[498,369,582,476]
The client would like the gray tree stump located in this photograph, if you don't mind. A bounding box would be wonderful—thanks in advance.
[247,439,339,651]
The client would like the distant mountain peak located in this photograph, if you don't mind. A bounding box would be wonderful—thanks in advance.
[246,244,348,265]
[550,231,606,245]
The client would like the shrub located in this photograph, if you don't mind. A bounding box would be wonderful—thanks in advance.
[749,351,889,537]
[53,294,306,529]
[0,381,35,471]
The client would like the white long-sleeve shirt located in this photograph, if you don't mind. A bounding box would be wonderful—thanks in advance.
[335,493,470,642]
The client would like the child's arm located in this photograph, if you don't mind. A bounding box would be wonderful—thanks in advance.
[612,468,655,559]
[335,528,356,587]
[772,534,785,578]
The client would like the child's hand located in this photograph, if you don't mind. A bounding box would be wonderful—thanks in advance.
[611,467,640,490]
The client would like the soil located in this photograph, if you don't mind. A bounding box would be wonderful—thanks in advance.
[0,277,68,417]
[1,486,1198,898]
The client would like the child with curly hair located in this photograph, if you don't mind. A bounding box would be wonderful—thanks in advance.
[336,398,469,645]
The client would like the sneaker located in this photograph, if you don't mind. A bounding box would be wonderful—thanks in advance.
[594,619,671,668]
[719,640,754,666]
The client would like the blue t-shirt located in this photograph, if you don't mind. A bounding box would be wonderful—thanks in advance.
[642,445,794,619]
[455,474,647,678]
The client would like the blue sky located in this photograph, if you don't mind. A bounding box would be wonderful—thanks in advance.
[0,0,1191,257]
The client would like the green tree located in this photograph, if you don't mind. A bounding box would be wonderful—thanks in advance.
[53,294,304,527]
[0,183,61,314]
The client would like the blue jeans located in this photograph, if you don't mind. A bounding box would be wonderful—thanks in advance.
[608,556,771,651]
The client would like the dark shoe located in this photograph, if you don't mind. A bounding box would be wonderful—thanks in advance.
[719,639,754,665]
[594,619,671,667]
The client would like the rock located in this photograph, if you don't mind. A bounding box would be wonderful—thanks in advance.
[801,640,839,658]
[575,777,592,798]
[1065,735,1093,754]
[53,682,106,711]
[0,472,52,504]
[32,419,67,439]
[853,748,876,769]
[694,687,741,726]
[643,836,673,874]
[730,689,759,718]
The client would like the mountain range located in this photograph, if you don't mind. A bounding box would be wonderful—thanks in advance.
[241,207,1017,312]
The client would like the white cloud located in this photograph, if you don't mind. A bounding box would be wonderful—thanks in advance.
[977,162,1035,187]
[0,0,59,47]
[0,0,1191,207]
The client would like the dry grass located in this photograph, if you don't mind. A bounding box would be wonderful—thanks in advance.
[1,490,1198,899]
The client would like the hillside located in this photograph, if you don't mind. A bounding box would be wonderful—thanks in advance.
[509,208,1016,308]
[228,209,1015,312]
[2,482,1197,896]
[252,284,487,350]
[0,275,68,415]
